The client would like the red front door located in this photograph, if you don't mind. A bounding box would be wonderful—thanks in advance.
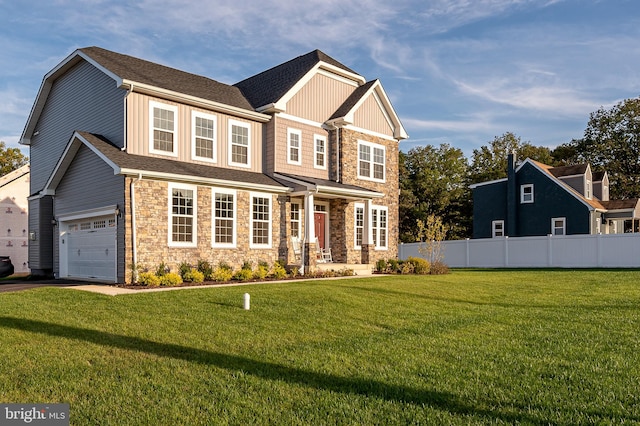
[314,212,326,249]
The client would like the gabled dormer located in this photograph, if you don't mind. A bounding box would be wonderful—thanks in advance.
[548,163,593,199]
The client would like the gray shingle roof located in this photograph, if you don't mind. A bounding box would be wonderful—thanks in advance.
[234,49,359,109]
[80,47,255,111]
[329,80,377,120]
[77,131,288,190]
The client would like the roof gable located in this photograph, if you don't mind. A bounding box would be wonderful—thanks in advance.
[329,79,408,140]
[521,159,604,211]
[234,49,365,112]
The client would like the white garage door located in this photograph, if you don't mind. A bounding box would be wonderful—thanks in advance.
[63,215,116,282]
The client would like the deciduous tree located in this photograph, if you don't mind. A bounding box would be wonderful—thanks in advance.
[0,141,28,176]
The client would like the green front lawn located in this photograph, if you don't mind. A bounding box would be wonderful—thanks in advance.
[1,270,639,424]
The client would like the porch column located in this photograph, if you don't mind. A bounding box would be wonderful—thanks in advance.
[361,199,374,264]
[303,192,317,273]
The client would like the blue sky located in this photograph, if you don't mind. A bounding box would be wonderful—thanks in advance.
[1,0,639,159]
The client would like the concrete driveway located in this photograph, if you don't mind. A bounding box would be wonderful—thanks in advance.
[0,278,86,293]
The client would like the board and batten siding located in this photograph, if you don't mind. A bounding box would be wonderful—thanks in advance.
[286,73,357,123]
[54,145,126,282]
[353,95,394,138]
[126,93,264,172]
[29,60,125,193]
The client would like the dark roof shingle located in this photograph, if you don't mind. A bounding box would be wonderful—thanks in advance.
[234,49,359,109]
[77,131,287,189]
[80,47,254,111]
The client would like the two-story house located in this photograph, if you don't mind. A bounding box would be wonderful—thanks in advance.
[19,47,407,283]
[0,164,30,275]
[470,153,640,238]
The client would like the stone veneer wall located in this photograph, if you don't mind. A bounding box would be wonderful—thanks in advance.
[123,178,281,283]
[338,128,399,264]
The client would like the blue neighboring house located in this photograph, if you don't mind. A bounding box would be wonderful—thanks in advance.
[470,153,640,239]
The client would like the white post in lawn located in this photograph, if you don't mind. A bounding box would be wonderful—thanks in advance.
[243,293,250,310]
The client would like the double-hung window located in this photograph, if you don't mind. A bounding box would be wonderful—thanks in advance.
[251,193,271,248]
[150,101,178,156]
[169,183,196,247]
[212,188,236,248]
[358,141,385,182]
[290,202,301,238]
[521,184,534,203]
[192,111,216,162]
[229,120,250,167]
[314,134,326,169]
[552,217,566,236]
[287,128,302,165]
[354,203,388,249]
[492,220,505,237]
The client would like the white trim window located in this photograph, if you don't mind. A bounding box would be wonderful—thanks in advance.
[353,203,387,249]
[212,188,236,248]
[492,220,505,238]
[192,111,216,163]
[372,206,388,250]
[586,179,592,199]
[354,205,364,248]
[358,141,385,182]
[250,193,271,248]
[287,128,302,165]
[150,101,178,156]
[314,134,327,169]
[169,183,197,247]
[520,184,534,204]
[229,120,251,167]
[552,217,566,236]
[290,202,301,238]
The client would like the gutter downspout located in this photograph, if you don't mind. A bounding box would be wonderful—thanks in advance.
[130,173,142,282]
[122,83,133,151]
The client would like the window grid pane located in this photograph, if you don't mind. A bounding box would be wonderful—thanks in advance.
[291,203,300,238]
[252,196,270,245]
[289,133,300,162]
[315,138,325,167]
[195,117,214,159]
[355,207,364,247]
[154,108,174,152]
[231,124,249,164]
[172,189,194,243]
[214,193,234,244]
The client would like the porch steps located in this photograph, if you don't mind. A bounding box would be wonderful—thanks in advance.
[316,263,373,276]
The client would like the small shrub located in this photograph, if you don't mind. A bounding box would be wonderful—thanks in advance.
[375,259,387,273]
[387,259,400,274]
[197,260,214,281]
[340,268,355,276]
[430,261,450,275]
[272,262,287,280]
[160,272,183,287]
[212,265,233,282]
[155,262,169,277]
[407,256,430,275]
[400,262,415,275]
[138,271,160,287]
[289,266,300,277]
[254,263,269,280]
[235,262,254,281]
[178,262,192,279]
[183,268,205,283]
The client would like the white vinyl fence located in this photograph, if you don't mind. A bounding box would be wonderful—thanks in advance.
[399,233,640,268]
